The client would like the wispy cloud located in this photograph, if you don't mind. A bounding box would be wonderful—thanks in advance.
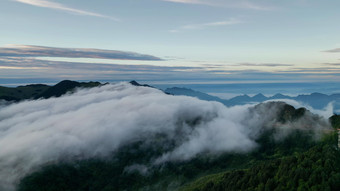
[279,67,340,74]
[323,48,340,53]
[162,0,273,10]
[163,0,216,6]
[237,63,293,67]
[14,0,119,21]
[170,18,241,32]
[0,45,162,61]
[322,63,340,66]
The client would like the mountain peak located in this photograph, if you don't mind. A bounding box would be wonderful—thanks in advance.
[129,80,152,88]
[271,93,290,99]
[253,93,267,98]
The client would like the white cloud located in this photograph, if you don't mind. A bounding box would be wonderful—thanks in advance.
[14,0,119,21]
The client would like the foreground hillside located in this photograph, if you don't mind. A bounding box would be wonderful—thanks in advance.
[181,144,340,191]
[181,115,340,191]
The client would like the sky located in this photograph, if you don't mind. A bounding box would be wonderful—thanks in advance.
[1,0,340,92]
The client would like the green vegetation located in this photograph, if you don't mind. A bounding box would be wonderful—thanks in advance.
[180,116,339,191]
[18,130,337,191]
[330,114,340,129]
[0,84,50,101]
[181,141,340,191]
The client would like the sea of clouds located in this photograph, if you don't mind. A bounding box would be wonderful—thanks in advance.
[0,82,332,190]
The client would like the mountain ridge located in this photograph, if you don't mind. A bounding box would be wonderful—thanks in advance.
[1,80,340,112]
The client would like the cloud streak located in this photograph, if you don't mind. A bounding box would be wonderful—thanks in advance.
[170,18,241,32]
[0,45,162,61]
[237,63,294,67]
[323,48,340,53]
[14,0,119,21]
[1,55,340,85]
[162,0,273,10]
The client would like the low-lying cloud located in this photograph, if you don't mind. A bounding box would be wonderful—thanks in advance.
[0,83,331,190]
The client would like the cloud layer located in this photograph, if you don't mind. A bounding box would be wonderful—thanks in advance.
[0,83,331,190]
[0,45,162,61]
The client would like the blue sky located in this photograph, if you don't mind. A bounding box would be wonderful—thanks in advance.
[1,0,340,88]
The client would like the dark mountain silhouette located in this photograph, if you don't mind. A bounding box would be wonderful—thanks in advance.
[129,80,153,88]
[0,84,50,101]
[37,80,101,99]
[0,80,101,101]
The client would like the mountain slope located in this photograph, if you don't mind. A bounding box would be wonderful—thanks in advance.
[0,84,50,101]
[37,80,101,99]
[0,80,102,101]
[181,144,340,191]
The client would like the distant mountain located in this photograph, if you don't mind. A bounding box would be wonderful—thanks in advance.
[228,94,251,105]
[164,87,228,104]
[166,87,340,111]
[271,93,291,99]
[252,93,267,102]
[229,92,340,110]
[295,92,339,109]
